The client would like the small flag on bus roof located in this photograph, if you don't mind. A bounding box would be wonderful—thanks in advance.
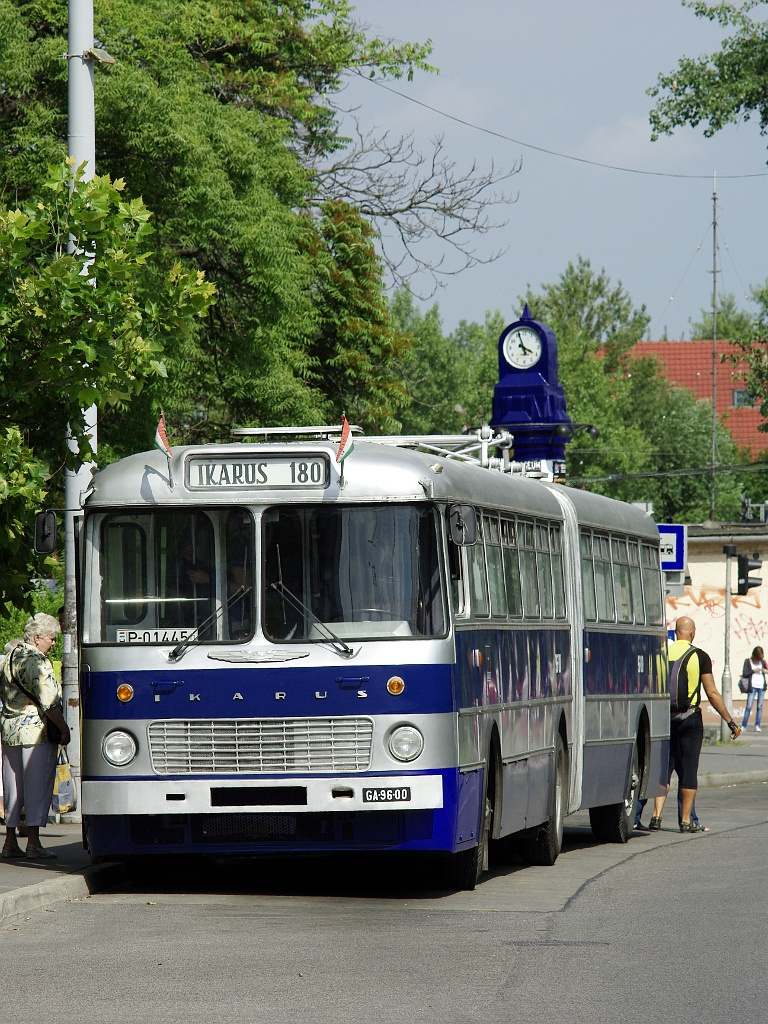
[336,414,354,463]
[154,412,173,458]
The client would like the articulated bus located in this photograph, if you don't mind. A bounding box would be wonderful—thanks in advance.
[75,427,669,888]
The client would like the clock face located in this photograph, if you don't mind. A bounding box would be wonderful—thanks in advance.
[502,326,543,369]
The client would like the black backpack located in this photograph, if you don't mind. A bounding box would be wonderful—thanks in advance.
[669,646,700,715]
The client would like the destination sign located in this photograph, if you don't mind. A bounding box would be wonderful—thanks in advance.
[186,455,328,490]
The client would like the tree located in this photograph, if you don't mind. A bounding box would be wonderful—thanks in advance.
[0,1,514,451]
[391,289,504,435]
[308,201,410,434]
[0,160,214,611]
[648,1,768,141]
[689,292,755,340]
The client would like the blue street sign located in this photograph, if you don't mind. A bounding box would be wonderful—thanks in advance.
[658,524,687,572]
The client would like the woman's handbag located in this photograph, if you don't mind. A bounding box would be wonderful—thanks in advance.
[44,709,64,746]
[738,676,752,693]
[51,747,77,815]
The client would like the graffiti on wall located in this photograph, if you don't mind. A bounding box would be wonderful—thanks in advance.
[666,587,767,674]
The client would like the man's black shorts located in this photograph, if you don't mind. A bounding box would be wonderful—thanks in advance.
[668,708,703,790]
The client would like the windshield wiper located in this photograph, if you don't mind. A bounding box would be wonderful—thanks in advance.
[168,585,251,662]
[269,581,355,659]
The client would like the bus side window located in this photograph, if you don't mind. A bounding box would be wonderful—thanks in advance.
[641,544,664,625]
[502,518,522,617]
[612,536,632,623]
[536,522,554,619]
[448,540,468,618]
[466,519,490,617]
[628,539,645,624]
[519,519,539,618]
[485,515,507,617]
[580,531,597,622]
[551,525,566,618]
[594,533,615,622]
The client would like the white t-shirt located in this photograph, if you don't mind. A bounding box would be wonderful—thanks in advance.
[750,660,766,691]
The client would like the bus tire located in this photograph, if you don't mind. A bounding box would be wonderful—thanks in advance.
[589,742,640,844]
[440,770,492,891]
[517,733,567,866]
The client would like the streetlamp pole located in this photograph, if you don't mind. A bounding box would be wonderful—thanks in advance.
[64,0,97,822]
[721,545,736,742]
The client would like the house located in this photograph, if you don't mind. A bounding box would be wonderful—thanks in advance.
[634,339,768,456]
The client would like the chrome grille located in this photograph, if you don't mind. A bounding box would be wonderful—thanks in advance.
[148,718,374,775]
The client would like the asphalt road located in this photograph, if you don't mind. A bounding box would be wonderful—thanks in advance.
[4,781,767,1024]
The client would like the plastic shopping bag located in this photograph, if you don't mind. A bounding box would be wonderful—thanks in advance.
[51,747,77,815]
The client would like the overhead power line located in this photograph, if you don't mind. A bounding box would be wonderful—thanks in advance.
[568,461,768,485]
[351,71,768,181]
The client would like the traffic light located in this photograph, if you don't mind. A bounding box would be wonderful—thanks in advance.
[737,553,762,596]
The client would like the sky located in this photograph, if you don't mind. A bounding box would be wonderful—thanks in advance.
[338,1,768,341]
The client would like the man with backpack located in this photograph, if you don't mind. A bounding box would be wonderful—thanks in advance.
[650,616,741,833]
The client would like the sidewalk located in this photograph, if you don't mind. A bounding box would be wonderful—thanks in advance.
[1,726,767,926]
[0,821,119,927]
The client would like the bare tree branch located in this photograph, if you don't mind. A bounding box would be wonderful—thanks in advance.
[313,123,520,297]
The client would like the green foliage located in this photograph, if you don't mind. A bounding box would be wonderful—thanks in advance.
[0,570,64,664]
[649,2,768,140]
[309,202,410,433]
[0,161,214,611]
[521,256,651,371]
[0,1,435,454]
[689,292,755,340]
[392,288,505,434]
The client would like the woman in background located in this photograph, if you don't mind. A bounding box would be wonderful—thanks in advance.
[741,646,767,731]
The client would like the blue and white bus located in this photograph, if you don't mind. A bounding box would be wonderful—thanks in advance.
[75,427,668,888]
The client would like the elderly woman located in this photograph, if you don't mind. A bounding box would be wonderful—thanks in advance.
[0,613,70,859]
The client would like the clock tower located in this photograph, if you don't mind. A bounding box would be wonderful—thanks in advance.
[491,304,572,464]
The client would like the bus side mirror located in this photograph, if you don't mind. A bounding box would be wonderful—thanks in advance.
[34,511,58,554]
[449,504,477,546]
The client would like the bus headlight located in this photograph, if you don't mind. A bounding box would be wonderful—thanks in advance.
[388,725,424,762]
[102,730,137,767]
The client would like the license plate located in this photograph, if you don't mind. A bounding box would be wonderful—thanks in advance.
[362,787,411,803]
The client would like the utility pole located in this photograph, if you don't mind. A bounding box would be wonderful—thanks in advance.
[721,545,735,742]
[710,173,718,521]
[64,0,97,822]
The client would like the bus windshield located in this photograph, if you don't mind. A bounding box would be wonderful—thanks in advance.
[84,508,253,645]
[262,504,446,641]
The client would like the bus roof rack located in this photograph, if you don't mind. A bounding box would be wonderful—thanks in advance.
[231,425,363,439]
[229,426,516,469]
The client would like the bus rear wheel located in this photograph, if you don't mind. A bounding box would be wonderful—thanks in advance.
[589,742,640,844]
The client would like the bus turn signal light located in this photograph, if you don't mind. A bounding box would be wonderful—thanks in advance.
[116,683,134,702]
[386,676,405,695]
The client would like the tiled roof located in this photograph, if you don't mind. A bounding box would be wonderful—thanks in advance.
[633,340,768,455]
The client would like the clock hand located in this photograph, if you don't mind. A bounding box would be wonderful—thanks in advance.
[518,340,532,355]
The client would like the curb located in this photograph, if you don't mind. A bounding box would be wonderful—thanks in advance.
[0,862,123,927]
[698,769,768,789]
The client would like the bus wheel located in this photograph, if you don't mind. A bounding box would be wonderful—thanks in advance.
[518,733,567,866]
[440,774,491,891]
[589,742,639,844]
